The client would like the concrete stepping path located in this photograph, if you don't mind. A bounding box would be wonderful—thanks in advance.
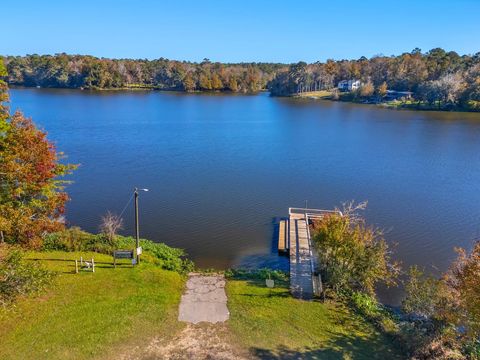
[178,273,230,324]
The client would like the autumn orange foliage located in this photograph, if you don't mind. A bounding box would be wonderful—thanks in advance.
[444,241,480,341]
[0,59,76,247]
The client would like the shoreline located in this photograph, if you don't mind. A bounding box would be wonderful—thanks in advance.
[11,84,480,113]
[8,84,269,95]
[292,90,480,113]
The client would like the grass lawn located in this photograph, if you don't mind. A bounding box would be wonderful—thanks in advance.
[1,251,406,359]
[295,90,333,99]
[0,251,185,360]
[227,277,405,359]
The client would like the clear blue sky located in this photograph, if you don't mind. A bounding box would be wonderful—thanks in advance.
[3,0,479,63]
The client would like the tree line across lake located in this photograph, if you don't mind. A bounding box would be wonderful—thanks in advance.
[2,54,283,93]
[2,48,480,110]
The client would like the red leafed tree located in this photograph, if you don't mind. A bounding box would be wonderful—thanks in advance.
[0,59,76,247]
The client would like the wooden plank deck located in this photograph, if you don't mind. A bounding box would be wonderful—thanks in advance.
[289,212,314,299]
[278,219,288,254]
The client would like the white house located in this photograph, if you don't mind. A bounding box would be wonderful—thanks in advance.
[338,79,361,92]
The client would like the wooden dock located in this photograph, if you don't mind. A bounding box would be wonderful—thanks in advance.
[286,208,342,300]
[288,212,314,299]
[277,219,288,254]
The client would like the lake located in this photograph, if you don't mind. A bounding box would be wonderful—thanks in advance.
[9,88,480,303]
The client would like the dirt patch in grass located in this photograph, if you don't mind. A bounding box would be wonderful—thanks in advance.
[124,323,248,360]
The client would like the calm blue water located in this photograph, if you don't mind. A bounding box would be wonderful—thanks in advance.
[9,88,480,301]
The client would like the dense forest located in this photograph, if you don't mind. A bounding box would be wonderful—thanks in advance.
[270,48,480,109]
[2,54,284,92]
[3,49,480,109]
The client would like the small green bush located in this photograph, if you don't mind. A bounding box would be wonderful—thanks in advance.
[116,236,194,274]
[42,233,70,251]
[42,227,95,252]
[0,249,54,306]
[402,265,443,319]
[349,291,382,318]
[463,339,480,359]
[347,291,401,341]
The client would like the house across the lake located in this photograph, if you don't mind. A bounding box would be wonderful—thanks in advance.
[338,79,361,92]
[385,90,413,101]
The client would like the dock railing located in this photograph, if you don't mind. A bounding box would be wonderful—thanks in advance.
[289,207,342,218]
[289,207,343,297]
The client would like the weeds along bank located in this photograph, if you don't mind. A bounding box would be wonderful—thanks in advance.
[41,227,194,273]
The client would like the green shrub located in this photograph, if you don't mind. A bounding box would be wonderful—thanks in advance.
[346,291,404,352]
[42,232,70,251]
[349,291,383,318]
[463,340,480,359]
[402,265,444,319]
[0,249,54,306]
[116,236,194,274]
[311,202,400,296]
[348,290,467,358]
[42,227,96,252]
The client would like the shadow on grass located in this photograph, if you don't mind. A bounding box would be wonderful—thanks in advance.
[250,332,405,359]
[234,283,405,359]
[28,258,112,264]
[26,258,134,273]
[237,291,290,299]
[251,345,343,360]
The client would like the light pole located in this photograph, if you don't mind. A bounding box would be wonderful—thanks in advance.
[304,200,308,221]
[134,187,149,264]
